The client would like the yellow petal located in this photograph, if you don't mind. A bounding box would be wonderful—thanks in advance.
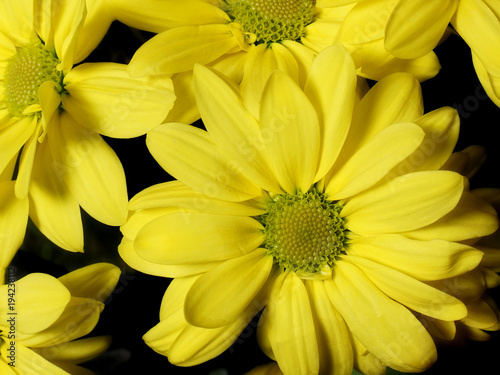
[0,0,34,46]
[350,335,386,375]
[427,270,486,305]
[461,298,499,329]
[164,71,200,124]
[135,212,263,265]
[128,24,239,77]
[404,191,499,241]
[0,181,28,271]
[63,62,175,138]
[245,363,283,375]
[326,261,437,372]
[385,0,459,58]
[343,171,464,235]
[349,234,484,281]
[58,263,120,302]
[305,280,353,375]
[281,40,316,88]
[147,122,261,202]
[28,140,83,252]
[159,275,200,321]
[345,255,468,321]
[0,273,70,334]
[193,64,280,193]
[301,19,341,52]
[49,112,128,225]
[304,45,356,181]
[326,123,424,199]
[32,336,111,364]
[267,272,319,375]
[260,71,320,194]
[5,344,69,375]
[0,359,17,375]
[184,249,272,328]
[0,31,16,61]
[14,122,41,200]
[471,52,500,106]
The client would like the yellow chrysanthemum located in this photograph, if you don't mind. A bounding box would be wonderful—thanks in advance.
[107,0,440,123]
[342,0,500,106]
[119,46,499,374]
[0,262,120,374]
[0,0,175,252]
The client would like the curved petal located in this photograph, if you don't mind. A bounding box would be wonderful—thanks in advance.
[267,272,319,375]
[348,234,484,281]
[5,344,69,375]
[193,64,280,193]
[63,63,175,138]
[28,140,83,252]
[185,249,272,328]
[343,171,464,235]
[49,111,128,225]
[385,0,459,59]
[326,123,425,199]
[471,52,500,106]
[304,45,357,181]
[281,40,316,88]
[58,263,120,302]
[135,212,264,265]
[260,71,320,194]
[128,24,240,77]
[326,260,437,373]
[14,122,41,200]
[0,273,70,334]
[147,122,261,202]
[0,0,35,46]
[32,336,111,365]
[164,71,200,124]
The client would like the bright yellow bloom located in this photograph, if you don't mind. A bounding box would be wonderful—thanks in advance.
[343,0,500,106]
[0,263,120,374]
[120,46,498,374]
[0,0,175,252]
[110,0,440,123]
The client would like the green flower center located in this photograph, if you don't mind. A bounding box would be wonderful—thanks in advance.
[222,0,316,44]
[260,190,348,274]
[3,42,63,118]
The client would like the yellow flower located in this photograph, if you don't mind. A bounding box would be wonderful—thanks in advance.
[0,262,120,374]
[347,0,500,106]
[120,46,499,374]
[113,0,440,123]
[0,0,175,252]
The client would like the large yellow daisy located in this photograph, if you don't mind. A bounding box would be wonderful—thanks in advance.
[0,262,120,374]
[119,46,498,374]
[0,0,175,252]
[114,0,440,123]
[341,0,500,106]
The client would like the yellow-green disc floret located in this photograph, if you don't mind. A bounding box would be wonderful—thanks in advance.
[222,0,316,44]
[260,189,348,274]
[3,41,63,118]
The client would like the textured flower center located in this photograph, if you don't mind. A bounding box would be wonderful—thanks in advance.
[260,190,348,274]
[223,0,316,44]
[3,42,63,118]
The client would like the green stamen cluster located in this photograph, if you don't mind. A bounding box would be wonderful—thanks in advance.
[260,190,348,274]
[223,0,316,44]
[3,42,63,118]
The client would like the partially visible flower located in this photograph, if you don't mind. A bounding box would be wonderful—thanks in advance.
[342,0,500,106]
[245,362,283,375]
[119,46,498,374]
[0,0,175,252]
[106,0,440,123]
[0,263,120,374]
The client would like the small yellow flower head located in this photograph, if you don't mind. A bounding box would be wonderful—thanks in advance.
[223,0,316,43]
[3,42,63,118]
[261,190,347,274]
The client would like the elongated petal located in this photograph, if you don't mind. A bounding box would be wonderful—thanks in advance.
[6,345,69,375]
[472,52,500,106]
[304,45,356,181]
[385,0,458,58]
[33,336,111,364]
[343,171,464,234]
[135,212,263,265]
[0,273,70,334]
[14,122,41,200]
[28,140,83,252]
[0,0,34,45]
[193,64,280,193]
[260,71,320,194]
[326,261,437,372]
[129,24,239,77]
[345,256,467,320]
[147,122,261,202]
[305,280,353,375]
[0,181,28,271]
[461,298,499,329]
[349,234,484,281]
[50,112,127,225]
[326,123,424,199]
[185,249,272,328]
[0,117,36,178]
[63,63,175,138]
[267,272,319,375]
